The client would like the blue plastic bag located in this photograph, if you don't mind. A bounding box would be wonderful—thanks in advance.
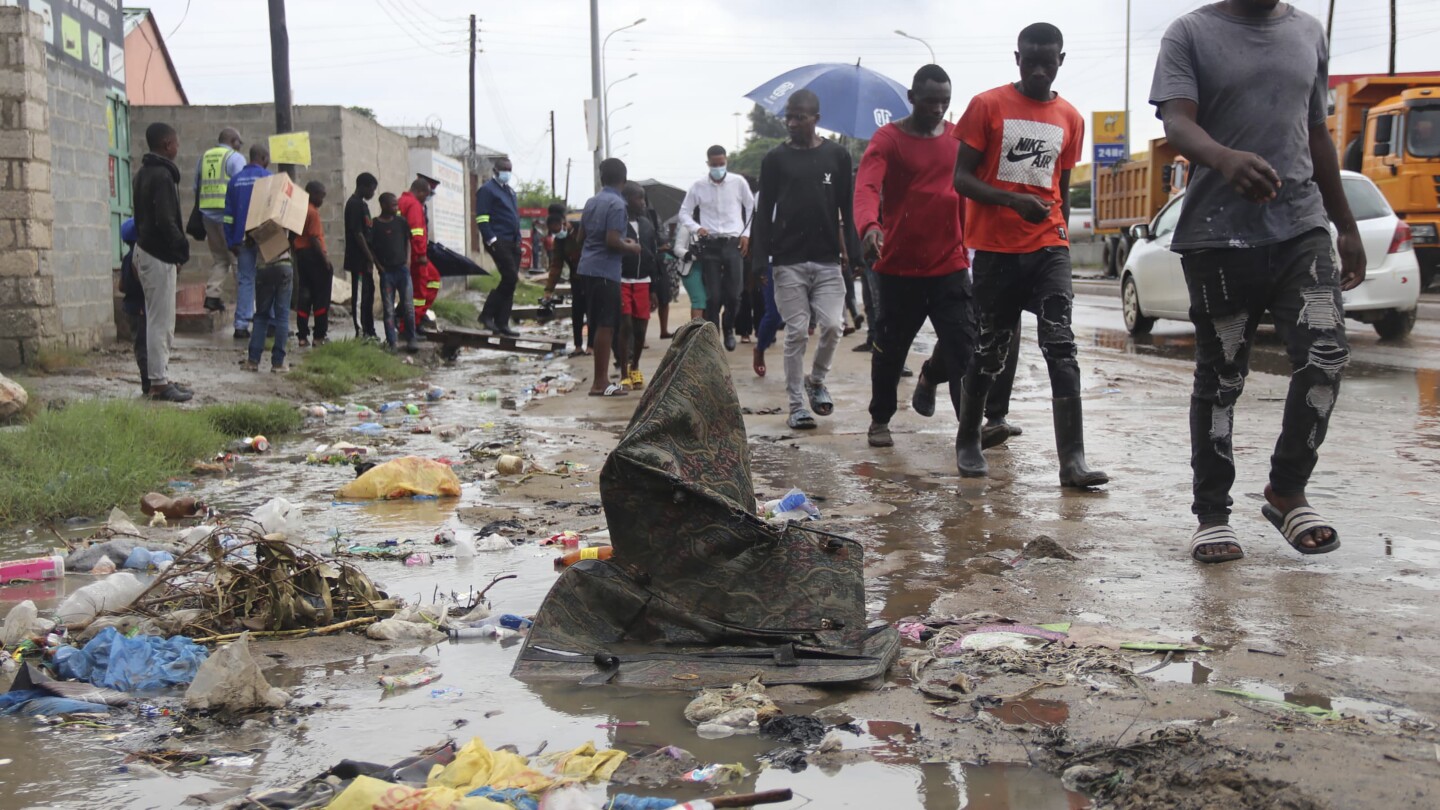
[0,690,110,715]
[53,627,208,692]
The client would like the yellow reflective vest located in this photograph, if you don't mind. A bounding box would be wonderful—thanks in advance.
[198,146,237,210]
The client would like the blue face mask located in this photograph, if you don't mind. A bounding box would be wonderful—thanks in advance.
[709,166,727,181]
[497,171,513,185]
[556,228,569,240]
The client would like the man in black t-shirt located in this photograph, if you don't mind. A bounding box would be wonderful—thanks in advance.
[344,173,379,340]
[750,89,863,431]
[369,192,419,353]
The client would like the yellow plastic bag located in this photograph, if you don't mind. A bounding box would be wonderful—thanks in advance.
[426,738,553,793]
[325,775,509,810]
[337,457,462,500]
[543,742,627,782]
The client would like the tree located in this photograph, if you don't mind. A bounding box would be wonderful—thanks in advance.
[516,178,561,210]
[728,136,783,183]
[747,104,786,140]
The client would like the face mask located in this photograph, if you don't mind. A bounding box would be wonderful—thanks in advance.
[497,171,512,184]
[556,229,569,240]
[709,166,727,181]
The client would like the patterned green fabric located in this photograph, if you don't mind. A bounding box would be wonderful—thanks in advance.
[515,321,896,687]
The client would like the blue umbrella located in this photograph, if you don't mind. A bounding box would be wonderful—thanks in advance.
[744,62,912,140]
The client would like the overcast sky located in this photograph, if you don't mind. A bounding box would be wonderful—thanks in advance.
[144,0,1438,201]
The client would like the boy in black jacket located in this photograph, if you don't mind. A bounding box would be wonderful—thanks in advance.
[132,122,192,403]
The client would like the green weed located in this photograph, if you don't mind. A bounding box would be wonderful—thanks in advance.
[290,339,423,399]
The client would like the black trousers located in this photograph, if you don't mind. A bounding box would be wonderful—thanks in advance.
[481,239,522,328]
[295,252,331,341]
[1181,228,1348,524]
[923,319,1022,421]
[860,264,878,343]
[733,267,766,338]
[700,238,743,334]
[128,308,148,391]
[869,271,976,425]
[348,264,376,338]
[964,248,1081,399]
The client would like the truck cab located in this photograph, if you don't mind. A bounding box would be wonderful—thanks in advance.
[1330,74,1440,288]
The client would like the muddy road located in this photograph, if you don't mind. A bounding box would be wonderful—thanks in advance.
[1,292,1438,809]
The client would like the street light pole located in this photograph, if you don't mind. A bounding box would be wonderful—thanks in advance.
[604,74,637,159]
[589,0,602,191]
[1124,0,1131,158]
[602,18,645,164]
[894,29,935,64]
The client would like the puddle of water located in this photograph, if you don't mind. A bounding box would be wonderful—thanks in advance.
[983,698,1070,727]
[1223,680,1427,723]
[1146,660,1214,685]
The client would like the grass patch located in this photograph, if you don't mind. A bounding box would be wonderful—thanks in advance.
[25,346,91,375]
[468,273,546,306]
[0,399,288,525]
[290,338,423,399]
[203,401,303,438]
[431,296,479,325]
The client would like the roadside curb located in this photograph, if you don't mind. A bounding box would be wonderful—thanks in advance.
[1071,277,1440,322]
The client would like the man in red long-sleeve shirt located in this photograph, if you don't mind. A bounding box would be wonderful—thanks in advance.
[854,64,982,458]
[398,178,436,334]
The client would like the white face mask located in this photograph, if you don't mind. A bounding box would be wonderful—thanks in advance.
[556,229,569,240]
[496,171,513,185]
[709,166,727,181]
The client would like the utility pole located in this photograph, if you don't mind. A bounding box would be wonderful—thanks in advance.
[733,111,741,150]
[589,0,602,192]
[550,110,557,198]
[564,158,572,207]
[1389,0,1397,76]
[1124,0,1131,159]
[1326,0,1336,53]
[266,0,294,178]
[469,14,477,156]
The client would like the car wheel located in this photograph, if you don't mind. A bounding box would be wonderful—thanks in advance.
[1373,308,1416,340]
[1122,275,1155,336]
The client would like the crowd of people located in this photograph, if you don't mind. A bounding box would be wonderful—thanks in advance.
[125,1,1354,564]
[556,2,1357,563]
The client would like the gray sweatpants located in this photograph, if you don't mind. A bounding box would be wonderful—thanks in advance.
[203,216,234,300]
[134,246,177,387]
[773,261,845,412]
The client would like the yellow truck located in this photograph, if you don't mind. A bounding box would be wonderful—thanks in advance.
[1093,138,1189,277]
[1330,72,1440,288]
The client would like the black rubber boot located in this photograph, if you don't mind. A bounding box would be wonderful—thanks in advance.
[955,379,989,478]
[1053,396,1109,488]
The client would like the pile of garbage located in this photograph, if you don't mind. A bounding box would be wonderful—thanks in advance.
[233,736,791,810]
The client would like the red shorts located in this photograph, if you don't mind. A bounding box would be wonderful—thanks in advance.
[621,281,651,319]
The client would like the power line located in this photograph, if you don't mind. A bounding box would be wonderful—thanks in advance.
[166,0,194,39]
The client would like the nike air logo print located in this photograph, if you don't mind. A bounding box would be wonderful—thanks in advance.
[996,119,1064,188]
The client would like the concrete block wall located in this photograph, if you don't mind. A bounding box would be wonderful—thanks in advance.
[47,60,114,346]
[129,104,412,289]
[0,8,57,367]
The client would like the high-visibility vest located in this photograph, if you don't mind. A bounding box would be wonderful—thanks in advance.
[198,146,236,210]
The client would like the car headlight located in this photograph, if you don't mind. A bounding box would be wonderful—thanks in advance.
[1409,222,1438,243]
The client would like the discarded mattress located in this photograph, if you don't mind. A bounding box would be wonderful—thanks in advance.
[513,321,899,688]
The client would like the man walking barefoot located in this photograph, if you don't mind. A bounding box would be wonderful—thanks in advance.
[853,64,978,451]
[952,22,1108,488]
[1152,0,1362,562]
[751,89,863,431]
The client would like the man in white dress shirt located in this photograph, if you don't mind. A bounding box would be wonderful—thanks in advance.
[678,145,755,351]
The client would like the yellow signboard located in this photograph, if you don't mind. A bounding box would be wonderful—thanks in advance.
[269,131,313,167]
[1093,111,1127,145]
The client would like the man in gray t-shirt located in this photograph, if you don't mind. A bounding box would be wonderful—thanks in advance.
[1150,0,1365,565]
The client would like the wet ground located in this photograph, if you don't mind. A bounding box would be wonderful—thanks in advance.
[2,290,1439,808]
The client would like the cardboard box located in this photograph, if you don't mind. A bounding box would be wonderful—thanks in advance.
[244,173,309,262]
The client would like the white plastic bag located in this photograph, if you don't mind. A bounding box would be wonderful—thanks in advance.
[185,632,290,710]
[1,600,38,647]
[55,572,148,626]
[475,533,513,552]
[250,498,300,539]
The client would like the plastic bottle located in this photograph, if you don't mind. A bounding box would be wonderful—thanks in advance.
[379,400,405,413]
[448,625,519,640]
[776,489,808,513]
[426,386,445,401]
[554,546,614,570]
[473,389,501,402]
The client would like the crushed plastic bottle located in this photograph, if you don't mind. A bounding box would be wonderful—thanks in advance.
[473,389,501,402]
[378,667,442,690]
[378,401,405,413]
[448,624,520,641]
[426,386,445,401]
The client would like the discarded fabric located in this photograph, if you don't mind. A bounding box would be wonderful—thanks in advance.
[53,626,208,691]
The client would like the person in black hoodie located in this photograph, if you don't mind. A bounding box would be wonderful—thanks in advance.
[132,122,192,403]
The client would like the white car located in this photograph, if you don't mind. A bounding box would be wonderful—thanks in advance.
[1120,171,1422,339]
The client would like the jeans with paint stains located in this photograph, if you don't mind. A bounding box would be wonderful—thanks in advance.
[965,248,1082,399]
[1181,228,1349,525]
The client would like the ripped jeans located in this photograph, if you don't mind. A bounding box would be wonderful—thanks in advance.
[965,248,1082,399]
[1181,228,1349,525]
